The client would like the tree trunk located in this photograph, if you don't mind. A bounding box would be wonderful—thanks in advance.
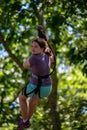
[48,70,61,130]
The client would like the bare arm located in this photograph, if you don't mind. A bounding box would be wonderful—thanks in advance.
[23,59,30,68]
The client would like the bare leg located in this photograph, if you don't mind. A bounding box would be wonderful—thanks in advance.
[19,93,28,120]
[27,98,40,120]
[19,93,40,120]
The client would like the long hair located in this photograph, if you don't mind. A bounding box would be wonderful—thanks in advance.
[37,25,54,54]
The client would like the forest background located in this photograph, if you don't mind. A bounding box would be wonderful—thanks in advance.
[0,0,87,130]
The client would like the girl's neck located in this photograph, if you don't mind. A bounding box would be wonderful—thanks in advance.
[34,52,44,55]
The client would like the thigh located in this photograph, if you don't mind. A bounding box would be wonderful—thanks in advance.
[29,98,41,106]
[19,92,27,101]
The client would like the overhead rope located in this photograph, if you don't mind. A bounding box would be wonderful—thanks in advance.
[37,25,56,76]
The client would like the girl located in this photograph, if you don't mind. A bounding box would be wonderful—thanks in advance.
[18,25,55,130]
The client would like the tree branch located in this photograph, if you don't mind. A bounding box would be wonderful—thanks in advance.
[0,32,23,70]
[30,1,44,25]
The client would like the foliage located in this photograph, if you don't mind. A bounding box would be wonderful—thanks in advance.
[0,0,87,130]
[58,66,87,130]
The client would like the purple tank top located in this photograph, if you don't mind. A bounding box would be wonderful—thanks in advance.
[29,53,52,86]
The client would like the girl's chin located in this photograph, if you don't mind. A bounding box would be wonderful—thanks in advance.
[32,52,37,54]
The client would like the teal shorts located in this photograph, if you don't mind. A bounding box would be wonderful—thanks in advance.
[25,83,52,98]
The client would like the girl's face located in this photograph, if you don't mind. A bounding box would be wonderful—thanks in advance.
[31,41,44,54]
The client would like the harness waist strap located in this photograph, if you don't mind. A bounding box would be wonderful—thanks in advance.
[31,73,49,79]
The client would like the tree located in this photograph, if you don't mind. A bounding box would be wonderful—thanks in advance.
[0,0,61,129]
[0,0,87,130]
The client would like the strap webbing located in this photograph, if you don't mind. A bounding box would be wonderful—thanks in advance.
[23,74,49,97]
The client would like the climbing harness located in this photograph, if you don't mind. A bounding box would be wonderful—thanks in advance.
[22,72,52,98]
